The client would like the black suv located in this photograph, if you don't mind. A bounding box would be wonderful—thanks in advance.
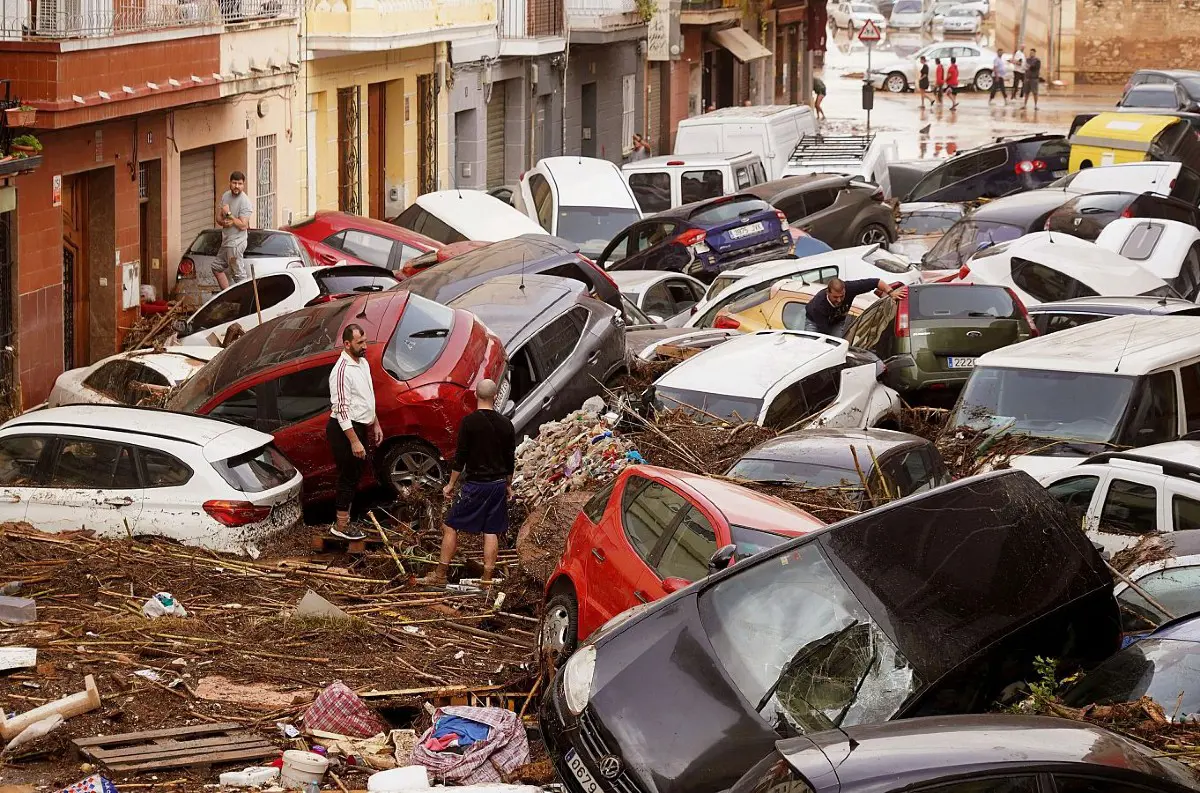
[1045,191,1200,241]
[903,134,1071,203]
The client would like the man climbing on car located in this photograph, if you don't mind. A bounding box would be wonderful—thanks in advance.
[804,278,905,338]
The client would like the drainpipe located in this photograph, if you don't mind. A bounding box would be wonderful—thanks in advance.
[1017,0,1029,49]
[561,17,571,154]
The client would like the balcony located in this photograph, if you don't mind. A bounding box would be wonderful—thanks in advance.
[679,0,737,24]
[496,0,563,51]
[0,0,298,42]
[305,0,496,53]
[565,0,645,41]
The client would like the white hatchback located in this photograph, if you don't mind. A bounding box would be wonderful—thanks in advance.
[45,346,220,408]
[0,406,303,554]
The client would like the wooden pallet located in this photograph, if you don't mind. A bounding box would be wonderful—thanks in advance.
[310,533,384,554]
[73,722,276,773]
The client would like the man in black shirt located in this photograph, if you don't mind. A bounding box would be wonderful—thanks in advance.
[804,277,903,337]
[417,379,516,588]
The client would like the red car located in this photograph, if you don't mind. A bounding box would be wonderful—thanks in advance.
[540,465,823,660]
[168,290,505,502]
[285,211,442,273]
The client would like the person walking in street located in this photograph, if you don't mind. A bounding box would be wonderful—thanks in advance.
[989,50,1009,105]
[213,171,253,290]
[1023,48,1042,109]
[804,278,905,337]
[326,323,383,541]
[947,57,960,110]
[918,56,931,108]
[934,58,945,107]
[813,76,827,120]
[417,379,515,590]
[1010,46,1026,101]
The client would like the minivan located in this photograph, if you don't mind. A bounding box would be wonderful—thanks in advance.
[623,153,768,214]
[674,106,817,180]
[514,157,644,259]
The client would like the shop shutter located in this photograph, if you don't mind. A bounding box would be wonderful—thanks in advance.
[487,82,507,189]
[179,147,216,254]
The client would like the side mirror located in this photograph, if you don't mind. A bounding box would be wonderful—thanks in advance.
[708,543,737,574]
[662,577,691,594]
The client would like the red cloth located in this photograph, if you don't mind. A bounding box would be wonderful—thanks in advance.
[302,681,387,738]
[947,64,960,87]
[935,63,945,85]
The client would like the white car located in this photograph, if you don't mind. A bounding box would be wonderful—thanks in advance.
[1049,162,1200,203]
[391,189,548,244]
[954,231,1181,307]
[514,157,643,260]
[940,5,981,32]
[1109,531,1200,635]
[869,43,998,93]
[1041,442,1200,556]
[46,346,221,408]
[0,405,303,554]
[685,245,923,329]
[610,271,708,327]
[889,0,933,29]
[650,330,901,430]
[830,0,888,30]
[174,265,399,347]
[1095,218,1200,302]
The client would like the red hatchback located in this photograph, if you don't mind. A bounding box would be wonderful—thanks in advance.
[540,464,823,660]
[168,290,505,502]
[285,211,442,274]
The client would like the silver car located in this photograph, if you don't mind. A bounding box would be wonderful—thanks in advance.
[869,42,998,93]
[889,0,932,29]
[174,229,314,308]
[940,4,981,32]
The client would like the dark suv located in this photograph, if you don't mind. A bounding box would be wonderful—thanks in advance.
[903,135,1071,203]
[747,175,897,248]
[1045,191,1200,241]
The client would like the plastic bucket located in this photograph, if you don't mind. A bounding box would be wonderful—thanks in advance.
[280,750,329,788]
[367,765,431,792]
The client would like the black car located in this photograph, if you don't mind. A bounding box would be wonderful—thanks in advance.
[1119,84,1195,112]
[1028,295,1200,335]
[903,135,1071,203]
[541,469,1120,793]
[399,234,622,312]
[918,189,1074,274]
[747,175,897,248]
[445,274,626,438]
[732,715,1200,793]
[1122,69,1200,108]
[597,194,793,282]
[1045,190,1200,241]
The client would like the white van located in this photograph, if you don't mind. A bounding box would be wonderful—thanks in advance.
[514,157,643,259]
[392,190,548,244]
[673,105,818,180]
[621,152,769,214]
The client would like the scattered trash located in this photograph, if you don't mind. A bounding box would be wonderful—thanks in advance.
[412,706,530,785]
[141,592,187,619]
[74,722,274,773]
[512,406,635,506]
[581,396,606,414]
[0,646,36,672]
[280,750,329,788]
[294,589,350,621]
[0,594,36,624]
[194,675,302,711]
[0,673,101,741]
[368,765,430,791]
[303,681,387,738]
[276,722,301,739]
[0,581,21,595]
[311,729,400,770]
[3,714,64,754]
[54,775,119,793]
[218,766,280,788]
[131,669,162,683]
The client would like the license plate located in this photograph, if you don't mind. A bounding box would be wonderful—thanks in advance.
[948,357,976,369]
[565,750,602,793]
[728,222,765,240]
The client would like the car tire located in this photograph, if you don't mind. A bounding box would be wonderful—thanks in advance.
[378,438,446,494]
[857,223,893,246]
[974,69,993,91]
[539,589,580,670]
[885,72,908,93]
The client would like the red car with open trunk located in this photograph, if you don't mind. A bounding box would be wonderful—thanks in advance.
[168,290,505,502]
[284,211,442,274]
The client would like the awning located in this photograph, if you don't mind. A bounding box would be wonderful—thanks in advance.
[712,26,772,62]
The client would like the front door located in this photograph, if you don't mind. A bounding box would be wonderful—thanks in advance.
[581,82,597,158]
[368,82,387,219]
[61,173,89,369]
[25,436,144,536]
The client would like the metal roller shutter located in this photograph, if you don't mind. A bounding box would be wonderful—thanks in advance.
[487,82,507,188]
[179,148,215,254]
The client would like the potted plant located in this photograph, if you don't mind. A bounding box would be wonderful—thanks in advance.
[4,105,37,127]
[10,134,42,155]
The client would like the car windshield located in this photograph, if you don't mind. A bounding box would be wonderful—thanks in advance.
[654,385,763,424]
[852,4,875,11]
[893,1,920,11]
[700,542,919,735]
[912,286,1020,319]
[948,7,973,15]
[899,211,960,236]
[729,457,862,488]
[730,525,795,558]
[1063,637,1200,721]
[922,220,1025,271]
[382,294,456,380]
[1126,89,1180,108]
[557,207,642,256]
[949,366,1136,449]
[189,230,299,258]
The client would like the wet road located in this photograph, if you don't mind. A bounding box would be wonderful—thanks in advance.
[816,22,1122,160]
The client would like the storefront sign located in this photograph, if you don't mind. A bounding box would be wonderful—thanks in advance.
[52,174,61,208]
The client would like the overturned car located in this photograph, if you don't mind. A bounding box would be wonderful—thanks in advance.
[540,469,1121,793]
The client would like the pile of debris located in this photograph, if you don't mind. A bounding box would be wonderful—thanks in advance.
[120,303,187,352]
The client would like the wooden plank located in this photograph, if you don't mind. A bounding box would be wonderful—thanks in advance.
[360,683,508,698]
[88,733,266,761]
[106,745,276,772]
[655,344,703,361]
[96,738,271,766]
[74,722,244,748]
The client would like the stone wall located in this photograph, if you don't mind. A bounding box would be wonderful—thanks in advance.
[1074,0,1200,84]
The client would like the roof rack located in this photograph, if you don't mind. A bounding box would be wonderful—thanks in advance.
[788,133,877,164]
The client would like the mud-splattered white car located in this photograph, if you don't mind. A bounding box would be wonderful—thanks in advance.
[0,405,302,554]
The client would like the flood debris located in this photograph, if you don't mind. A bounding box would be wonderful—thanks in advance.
[512,403,635,506]
[303,681,389,739]
[0,645,36,672]
[0,594,37,624]
[0,674,101,741]
[413,706,530,785]
[294,589,352,621]
[140,592,187,619]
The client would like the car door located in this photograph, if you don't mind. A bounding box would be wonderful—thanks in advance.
[135,447,206,539]
[596,225,638,270]
[624,220,687,273]
[772,191,807,225]
[0,434,50,524]
[260,364,339,496]
[24,436,144,535]
[797,186,846,244]
[1091,471,1167,555]
[183,274,300,345]
[524,308,589,434]
[325,229,397,270]
[644,505,721,600]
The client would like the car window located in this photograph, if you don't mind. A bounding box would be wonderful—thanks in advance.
[763,381,809,431]
[1120,370,1179,446]
[643,282,676,318]
[507,345,541,407]
[273,365,333,426]
[1119,563,1200,633]
[751,162,767,184]
[582,479,617,524]
[777,300,807,330]
[314,267,399,295]
[629,172,672,214]
[1099,479,1159,536]
[691,197,774,225]
[83,360,171,404]
[899,211,960,236]
[774,194,807,223]
[212,443,297,493]
[1175,168,1200,204]
[1010,258,1098,303]
[141,450,193,488]
[885,448,939,496]
[1180,363,1200,434]
[1034,311,1105,336]
[735,167,752,190]
[801,188,838,215]
[656,507,718,582]
[335,230,394,268]
[0,436,48,486]
[621,476,689,562]
[602,228,633,265]
[1054,777,1163,793]
[1046,475,1099,527]
[802,366,842,414]
[535,307,587,375]
[915,778,1039,793]
[416,211,466,245]
[207,384,260,427]
[190,281,257,333]
[913,286,1019,319]
[49,439,138,489]
[681,170,724,205]
[383,295,456,381]
[529,173,554,231]
[632,222,676,252]
[1175,494,1200,531]
[847,299,895,349]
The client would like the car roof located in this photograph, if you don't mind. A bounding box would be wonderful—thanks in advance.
[401,235,580,300]
[535,157,636,208]
[971,231,1171,293]
[1082,440,1200,476]
[656,330,847,398]
[747,174,848,200]
[622,152,760,170]
[305,211,441,246]
[1028,295,1200,315]
[414,190,549,239]
[678,105,808,122]
[977,315,1200,375]
[1126,84,1180,95]
[970,188,1074,221]
[610,270,689,293]
[1149,612,1200,642]
[737,428,927,469]
[652,192,768,221]
[446,274,583,344]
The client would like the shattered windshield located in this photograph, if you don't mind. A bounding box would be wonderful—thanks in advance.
[1063,638,1200,722]
[921,220,1024,271]
[699,543,919,735]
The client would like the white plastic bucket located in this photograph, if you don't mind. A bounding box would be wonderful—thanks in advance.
[280,750,329,788]
[367,765,431,792]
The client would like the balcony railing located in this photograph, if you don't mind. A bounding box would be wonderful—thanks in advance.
[499,0,561,37]
[564,0,641,27]
[0,0,297,40]
[680,0,735,10]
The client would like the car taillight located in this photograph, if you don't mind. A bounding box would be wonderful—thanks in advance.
[870,188,885,202]
[1006,287,1038,336]
[677,228,707,247]
[895,291,910,338]
[203,500,272,527]
[578,254,620,295]
[958,263,971,280]
[304,293,345,307]
[1015,159,1047,174]
[1121,208,1135,218]
[713,314,741,330]
[178,257,196,278]
[775,209,788,225]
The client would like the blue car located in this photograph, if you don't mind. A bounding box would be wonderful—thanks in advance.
[597,194,794,282]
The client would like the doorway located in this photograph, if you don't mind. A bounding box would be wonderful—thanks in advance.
[368,82,387,218]
[61,174,89,370]
[337,86,362,214]
[581,82,597,158]
[486,81,507,189]
[417,73,436,195]
[139,160,163,302]
[0,207,12,415]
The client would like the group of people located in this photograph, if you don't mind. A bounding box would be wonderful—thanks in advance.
[916,46,1043,112]
[917,55,963,110]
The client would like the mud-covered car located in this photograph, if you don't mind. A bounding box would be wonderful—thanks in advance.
[540,469,1120,793]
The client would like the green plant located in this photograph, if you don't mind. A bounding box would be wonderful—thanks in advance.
[635,0,655,21]
[11,134,41,152]
[17,105,35,111]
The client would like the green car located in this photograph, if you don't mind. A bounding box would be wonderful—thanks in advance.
[843,283,1035,396]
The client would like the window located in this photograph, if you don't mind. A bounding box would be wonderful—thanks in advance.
[801,188,838,216]
[601,229,632,266]
[1181,363,1200,433]
[912,286,1019,320]
[49,439,138,489]
[631,222,676,252]
[255,133,277,229]
[274,365,334,425]
[1046,475,1099,526]
[1010,258,1097,304]
[83,361,171,405]
[544,263,595,291]
[691,197,774,225]
[885,449,939,496]
[383,295,456,380]
[781,301,807,330]
[417,212,466,245]
[621,74,636,154]
[1117,222,1165,261]
[750,161,767,184]
[656,507,717,582]
[1118,563,1200,633]
[1174,168,1200,205]
[1120,371,1178,446]
[582,479,617,524]
[1053,777,1161,793]
[898,211,961,236]
[191,275,299,334]
[1174,494,1200,531]
[535,308,587,374]
[773,194,807,223]
[763,381,809,431]
[0,436,47,486]
[529,173,554,231]
[336,230,394,268]
[507,346,541,407]
[681,170,724,205]
[1099,479,1158,535]
[212,443,297,493]
[621,477,688,562]
[917,778,1039,793]
[800,366,842,414]
[208,385,260,427]
[643,282,676,318]
[629,172,672,214]
[141,450,193,488]
[1034,312,1105,336]
[314,267,398,295]
[847,299,895,351]
[735,167,752,190]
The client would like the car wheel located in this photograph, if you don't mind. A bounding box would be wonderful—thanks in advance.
[539,590,579,669]
[857,223,892,246]
[974,69,993,91]
[379,439,446,493]
[885,72,908,93]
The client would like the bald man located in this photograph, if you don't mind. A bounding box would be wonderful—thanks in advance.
[418,379,515,588]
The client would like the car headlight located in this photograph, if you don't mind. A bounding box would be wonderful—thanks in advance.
[562,644,597,716]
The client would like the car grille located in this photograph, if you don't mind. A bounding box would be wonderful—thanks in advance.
[576,710,643,793]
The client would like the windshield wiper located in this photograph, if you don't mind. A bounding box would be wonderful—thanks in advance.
[755,621,861,714]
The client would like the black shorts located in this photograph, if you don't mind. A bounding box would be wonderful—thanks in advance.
[919,78,930,90]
